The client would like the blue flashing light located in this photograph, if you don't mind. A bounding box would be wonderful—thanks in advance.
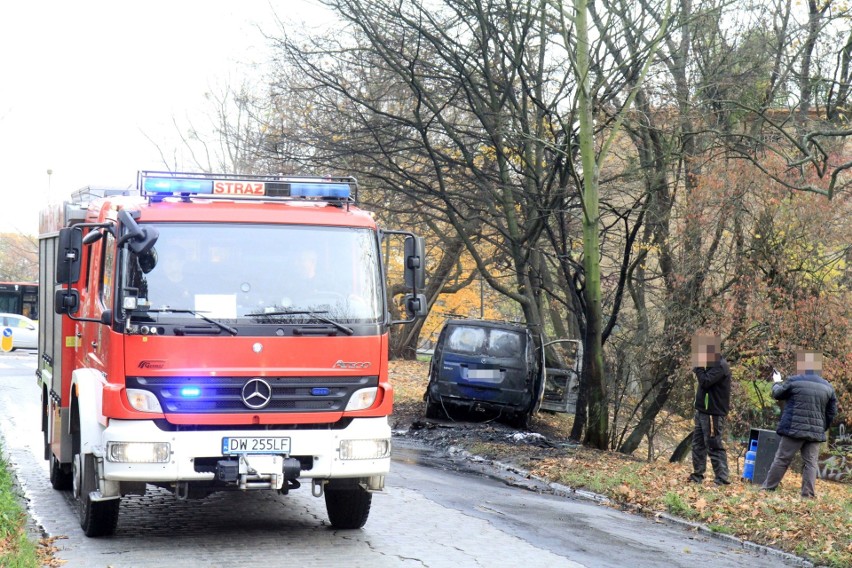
[311,387,331,396]
[143,177,214,195]
[291,183,350,199]
[181,386,202,398]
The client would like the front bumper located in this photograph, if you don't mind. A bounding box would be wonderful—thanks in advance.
[98,416,391,484]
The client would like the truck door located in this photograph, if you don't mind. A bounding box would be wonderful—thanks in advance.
[79,229,116,372]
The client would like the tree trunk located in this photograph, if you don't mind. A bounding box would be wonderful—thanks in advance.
[576,0,608,450]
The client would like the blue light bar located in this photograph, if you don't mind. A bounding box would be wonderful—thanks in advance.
[143,177,214,195]
[138,171,358,202]
[291,183,350,199]
[181,386,201,398]
[311,387,330,396]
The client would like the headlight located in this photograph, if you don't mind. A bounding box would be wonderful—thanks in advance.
[344,387,378,411]
[126,388,163,413]
[107,442,170,463]
[339,439,391,460]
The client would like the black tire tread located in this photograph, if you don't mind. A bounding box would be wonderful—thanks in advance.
[324,486,372,529]
[49,454,72,491]
[77,439,119,537]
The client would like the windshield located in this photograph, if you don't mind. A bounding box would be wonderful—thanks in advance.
[122,223,383,323]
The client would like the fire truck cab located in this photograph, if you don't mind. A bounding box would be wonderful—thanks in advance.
[37,171,426,536]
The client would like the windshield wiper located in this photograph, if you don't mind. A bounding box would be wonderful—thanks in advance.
[246,310,354,336]
[144,308,238,336]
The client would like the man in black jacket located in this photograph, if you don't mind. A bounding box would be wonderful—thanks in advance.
[688,331,732,485]
[761,350,838,497]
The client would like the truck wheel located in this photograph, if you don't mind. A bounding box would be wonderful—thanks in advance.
[41,393,50,461]
[49,453,72,491]
[324,480,372,529]
[72,433,119,537]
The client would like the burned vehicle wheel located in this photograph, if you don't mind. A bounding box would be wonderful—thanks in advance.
[509,411,532,430]
[324,479,372,529]
[424,396,445,419]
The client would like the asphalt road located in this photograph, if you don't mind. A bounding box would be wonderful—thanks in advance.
[0,351,806,567]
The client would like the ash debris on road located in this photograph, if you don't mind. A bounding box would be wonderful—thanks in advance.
[391,398,581,470]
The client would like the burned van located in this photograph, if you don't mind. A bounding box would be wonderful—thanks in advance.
[423,319,542,428]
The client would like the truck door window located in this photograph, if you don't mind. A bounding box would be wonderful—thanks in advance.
[100,233,116,308]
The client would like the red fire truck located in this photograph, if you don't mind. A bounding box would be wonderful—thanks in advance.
[37,171,426,536]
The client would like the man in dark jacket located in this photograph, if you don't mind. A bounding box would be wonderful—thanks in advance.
[688,331,732,485]
[761,350,838,497]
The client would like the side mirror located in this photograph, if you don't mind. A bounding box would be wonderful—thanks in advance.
[403,293,428,318]
[54,288,80,315]
[82,228,105,245]
[404,236,426,291]
[117,209,159,255]
[56,227,83,285]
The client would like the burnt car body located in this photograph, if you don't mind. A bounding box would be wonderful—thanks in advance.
[423,320,542,428]
[423,320,582,428]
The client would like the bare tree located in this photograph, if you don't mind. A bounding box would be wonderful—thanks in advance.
[268,0,582,354]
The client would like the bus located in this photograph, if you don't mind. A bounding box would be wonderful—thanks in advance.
[0,282,38,320]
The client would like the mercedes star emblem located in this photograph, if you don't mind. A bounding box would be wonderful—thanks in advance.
[241,378,273,409]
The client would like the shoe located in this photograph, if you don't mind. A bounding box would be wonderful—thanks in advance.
[687,475,703,483]
[714,478,731,486]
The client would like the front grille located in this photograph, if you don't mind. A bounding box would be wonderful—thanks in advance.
[126,376,378,413]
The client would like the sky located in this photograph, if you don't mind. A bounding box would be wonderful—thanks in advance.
[0,1,331,236]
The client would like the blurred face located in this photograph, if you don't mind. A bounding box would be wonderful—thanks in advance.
[691,332,720,366]
[796,350,823,373]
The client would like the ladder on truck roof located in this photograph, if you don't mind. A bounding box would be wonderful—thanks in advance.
[70,186,135,204]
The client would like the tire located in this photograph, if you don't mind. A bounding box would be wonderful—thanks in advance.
[49,453,72,491]
[324,481,372,529]
[72,423,119,537]
[42,391,50,461]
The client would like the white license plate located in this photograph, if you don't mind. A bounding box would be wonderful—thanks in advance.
[222,436,291,455]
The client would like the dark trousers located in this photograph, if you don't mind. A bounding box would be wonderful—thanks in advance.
[690,411,730,483]
[761,435,821,497]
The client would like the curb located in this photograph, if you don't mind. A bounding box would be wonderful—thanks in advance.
[653,512,817,567]
[0,437,47,546]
